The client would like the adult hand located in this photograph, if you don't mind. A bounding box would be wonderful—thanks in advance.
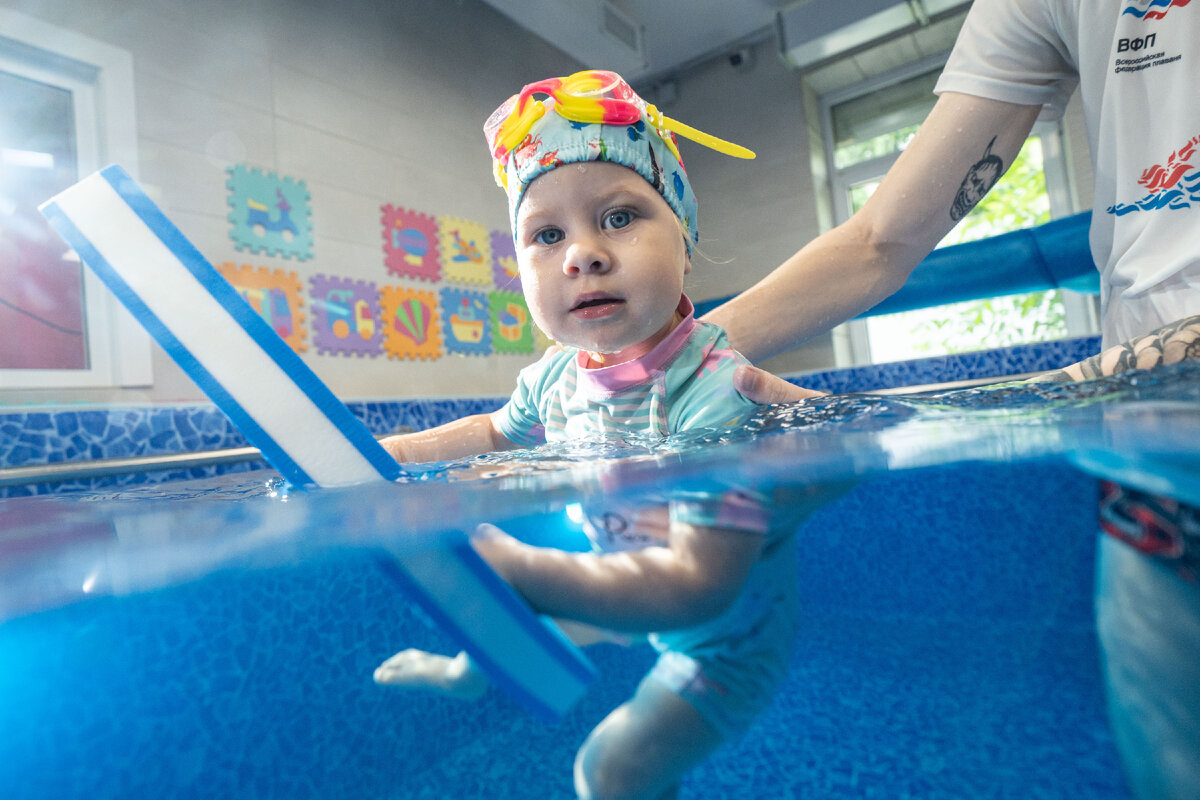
[733,365,827,405]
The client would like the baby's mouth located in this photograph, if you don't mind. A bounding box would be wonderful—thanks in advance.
[570,294,625,318]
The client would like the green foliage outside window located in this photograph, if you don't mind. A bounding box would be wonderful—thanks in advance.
[834,124,921,169]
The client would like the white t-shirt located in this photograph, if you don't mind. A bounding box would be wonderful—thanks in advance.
[936,0,1200,346]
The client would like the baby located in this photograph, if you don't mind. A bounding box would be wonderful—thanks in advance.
[375,70,799,799]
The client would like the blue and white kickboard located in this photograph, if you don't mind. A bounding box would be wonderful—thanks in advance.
[40,164,595,721]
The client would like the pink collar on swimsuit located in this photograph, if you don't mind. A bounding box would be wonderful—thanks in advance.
[575,295,696,396]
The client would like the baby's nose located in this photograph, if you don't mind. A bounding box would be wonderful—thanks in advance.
[563,240,611,275]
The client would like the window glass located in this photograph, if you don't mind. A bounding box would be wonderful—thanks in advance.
[0,68,88,370]
[0,11,150,389]
[831,69,937,168]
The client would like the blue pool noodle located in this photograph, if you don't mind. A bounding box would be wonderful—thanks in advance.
[861,211,1100,318]
[691,211,1099,321]
[39,164,595,721]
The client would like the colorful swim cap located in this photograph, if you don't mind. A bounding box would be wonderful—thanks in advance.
[483,70,754,248]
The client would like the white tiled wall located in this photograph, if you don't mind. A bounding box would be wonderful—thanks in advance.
[666,39,837,375]
[0,0,582,404]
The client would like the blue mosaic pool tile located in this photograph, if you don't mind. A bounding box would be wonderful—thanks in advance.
[0,406,251,497]
[796,336,1101,394]
[348,397,505,436]
[0,397,507,497]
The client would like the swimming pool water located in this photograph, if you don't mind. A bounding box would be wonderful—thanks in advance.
[4,363,1199,798]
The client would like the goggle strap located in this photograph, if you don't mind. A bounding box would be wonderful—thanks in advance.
[647,105,756,160]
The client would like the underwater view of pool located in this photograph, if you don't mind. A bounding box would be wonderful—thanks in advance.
[3,362,1198,798]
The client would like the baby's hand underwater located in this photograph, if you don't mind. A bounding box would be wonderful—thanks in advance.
[468,522,529,586]
[733,364,827,405]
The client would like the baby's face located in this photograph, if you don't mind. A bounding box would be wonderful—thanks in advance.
[514,161,690,363]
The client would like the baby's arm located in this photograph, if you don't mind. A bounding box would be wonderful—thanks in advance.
[374,510,756,696]
[471,516,765,633]
[379,411,519,464]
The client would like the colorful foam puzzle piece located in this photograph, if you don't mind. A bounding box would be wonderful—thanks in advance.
[438,216,492,286]
[381,286,442,360]
[310,275,383,358]
[491,230,520,292]
[440,287,492,356]
[227,164,314,260]
[217,263,308,353]
[489,290,534,355]
[382,204,441,282]
[39,165,596,721]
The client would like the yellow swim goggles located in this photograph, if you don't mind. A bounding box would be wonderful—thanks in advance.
[484,69,755,172]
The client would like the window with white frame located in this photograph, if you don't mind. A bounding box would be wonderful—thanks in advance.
[820,55,1098,366]
[0,10,151,388]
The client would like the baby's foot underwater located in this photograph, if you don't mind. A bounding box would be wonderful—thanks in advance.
[373,649,488,700]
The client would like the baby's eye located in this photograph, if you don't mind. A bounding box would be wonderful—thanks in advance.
[534,227,565,245]
[604,209,634,230]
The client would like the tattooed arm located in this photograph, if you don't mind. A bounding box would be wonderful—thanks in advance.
[707,92,1041,365]
[1036,314,1200,382]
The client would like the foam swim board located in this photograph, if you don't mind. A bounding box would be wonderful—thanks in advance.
[39,164,595,720]
[41,167,396,489]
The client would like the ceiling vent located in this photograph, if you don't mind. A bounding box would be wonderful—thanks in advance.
[599,1,644,62]
[778,0,970,70]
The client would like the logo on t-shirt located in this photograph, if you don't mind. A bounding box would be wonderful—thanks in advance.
[1107,133,1200,215]
[1122,0,1191,20]
[1112,10,1186,74]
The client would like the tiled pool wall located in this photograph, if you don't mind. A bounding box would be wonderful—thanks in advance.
[0,336,1100,497]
